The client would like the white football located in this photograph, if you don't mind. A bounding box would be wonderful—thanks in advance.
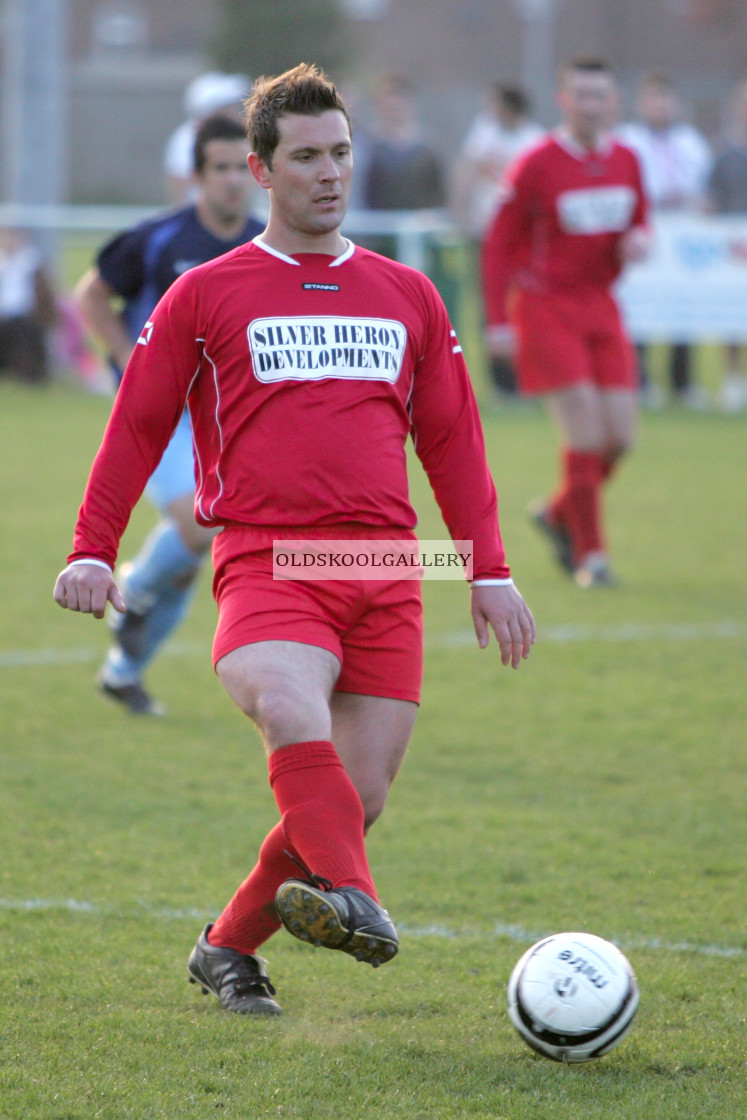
[507,931,639,1063]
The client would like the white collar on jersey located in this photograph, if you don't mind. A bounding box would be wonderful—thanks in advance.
[554,126,615,160]
[252,235,356,268]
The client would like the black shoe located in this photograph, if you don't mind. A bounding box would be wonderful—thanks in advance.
[528,501,574,574]
[97,676,165,716]
[187,924,282,1016]
[275,879,398,968]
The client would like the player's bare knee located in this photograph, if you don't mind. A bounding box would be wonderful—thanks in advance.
[254,685,331,748]
[606,436,634,462]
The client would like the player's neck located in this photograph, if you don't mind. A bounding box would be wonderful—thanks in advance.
[561,124,608,153]
[260,217,348,259]
[195,200,247,241]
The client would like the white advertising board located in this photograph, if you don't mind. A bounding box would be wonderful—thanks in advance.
[616,214,747,342]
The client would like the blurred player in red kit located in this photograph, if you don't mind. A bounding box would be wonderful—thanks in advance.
[482,57,650,587]
[54,65,535,1015]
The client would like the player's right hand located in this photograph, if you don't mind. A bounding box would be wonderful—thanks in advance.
[53,563,126,619]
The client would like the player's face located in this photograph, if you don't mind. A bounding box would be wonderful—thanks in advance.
[557,71,618,146]
[197,138,252,223]
[252,110,353,242]
[638,86,679,130]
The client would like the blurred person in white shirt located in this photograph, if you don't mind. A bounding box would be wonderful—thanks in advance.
[453,83,545,239]
[0,227,56,384]
[618,73,712,408]
[452,83,544,401]
[705,77,747,412]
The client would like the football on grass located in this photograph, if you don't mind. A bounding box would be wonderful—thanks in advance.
[507,931,639,1063]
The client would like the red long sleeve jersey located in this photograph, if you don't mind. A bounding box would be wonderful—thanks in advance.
[481,132,648,329]
[70,239,510,581]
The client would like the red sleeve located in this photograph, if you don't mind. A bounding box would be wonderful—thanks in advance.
[67,276,201,568]
[409,282,510,581]
[480,155,536,330]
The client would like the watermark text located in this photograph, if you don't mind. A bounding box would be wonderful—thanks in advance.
[273,539,473,581]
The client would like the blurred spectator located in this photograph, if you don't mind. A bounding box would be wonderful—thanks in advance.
[362,74,446,212]
[357,74,447,287]
[0,227,57,385]
[51,297,112,396]
[164,71,251,205]
[705,77,747,411]
[339,81,375,211]
[452,82,544,401]
[618,74,713,407]
[452,83,544,240]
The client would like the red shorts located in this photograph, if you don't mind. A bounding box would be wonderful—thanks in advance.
[512,288,636,396]
[211,526,424,704]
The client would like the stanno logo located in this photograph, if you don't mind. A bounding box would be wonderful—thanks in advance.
[248,315,407,384]
[303,282,340,291]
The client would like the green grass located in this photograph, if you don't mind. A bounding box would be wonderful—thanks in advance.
[1,380,746,1119]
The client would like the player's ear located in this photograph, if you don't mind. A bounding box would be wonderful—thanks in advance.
[249,151,271,190]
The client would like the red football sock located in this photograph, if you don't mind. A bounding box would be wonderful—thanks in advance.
[547,449,617,527]
[560,448,606,563]
[546,486,568,530]
[599,453,618,484]
[208,741,377,954]
[208,822,297,953]
[546,449,572,528]
[269,740,377,899]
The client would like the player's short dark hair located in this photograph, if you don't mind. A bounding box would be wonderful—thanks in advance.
[244,63,351,168]
[640,71,675,92]
[492,83,531,117]
[193,114,247,173]
[559,56,616,83]
[375,73,415,98]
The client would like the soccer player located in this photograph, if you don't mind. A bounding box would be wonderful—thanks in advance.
[163,71,250,205]
[75,115,264,714]
[482,57,650,588]
[54,64,535,1016]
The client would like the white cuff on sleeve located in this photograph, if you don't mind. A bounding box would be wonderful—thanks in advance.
[68,558,113,573]
[470,578,514,587]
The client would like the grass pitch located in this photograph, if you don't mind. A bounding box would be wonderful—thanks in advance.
[1,379,745,1119]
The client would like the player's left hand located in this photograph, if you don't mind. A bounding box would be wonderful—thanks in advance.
[618,226,651,264]
[470,583,536,669]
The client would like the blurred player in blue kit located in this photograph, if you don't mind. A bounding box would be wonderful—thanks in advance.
[75,115,264,713]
